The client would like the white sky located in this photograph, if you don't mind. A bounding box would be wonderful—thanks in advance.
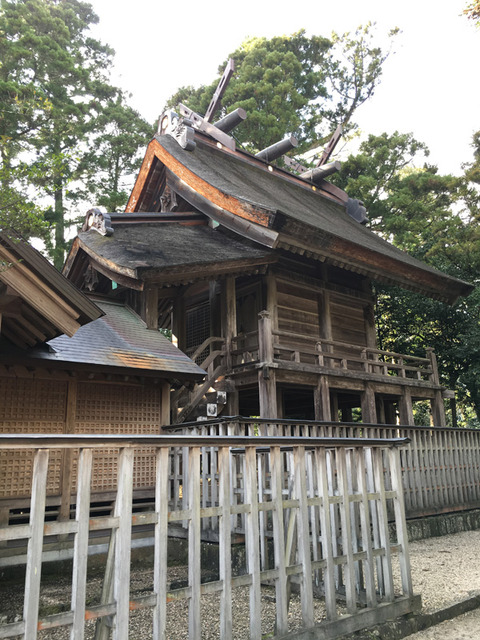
[88,0,479,176]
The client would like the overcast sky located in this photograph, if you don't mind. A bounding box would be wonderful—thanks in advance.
[88,0,479,175]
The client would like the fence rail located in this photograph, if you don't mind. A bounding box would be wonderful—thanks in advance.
[167,418,480,520]
[0,433,417,640]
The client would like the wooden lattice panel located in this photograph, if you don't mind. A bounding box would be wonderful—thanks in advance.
[74,382,161,491]
[0,377,66,498]
[0,377,67,421]
[75,382,161,429]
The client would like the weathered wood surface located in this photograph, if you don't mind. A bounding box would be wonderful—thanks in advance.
[0,432,414,640]
[167,418,480,522]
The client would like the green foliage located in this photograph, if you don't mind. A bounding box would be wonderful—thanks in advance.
[166,25,398,154]
[76,92,152,212]
[0,0,153,266]
[335,131,480,424]
[464,1,480,25]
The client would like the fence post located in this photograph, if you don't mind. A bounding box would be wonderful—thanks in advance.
[23,449,49,640]
[112,447,134,640]
[70,448,93,640]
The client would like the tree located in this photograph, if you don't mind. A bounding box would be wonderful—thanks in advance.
[0,0,153,267]
[334,132,480,425]
[166,25,398,154]
[76,91,152,212]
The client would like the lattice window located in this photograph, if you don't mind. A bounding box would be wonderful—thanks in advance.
[186,302,210,362]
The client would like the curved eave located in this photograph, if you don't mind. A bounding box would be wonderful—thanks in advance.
[65,236,143,291]
[126,137,277,229]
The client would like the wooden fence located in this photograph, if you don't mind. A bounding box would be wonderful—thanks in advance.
[167,418,480,520]
[0,433,418,640]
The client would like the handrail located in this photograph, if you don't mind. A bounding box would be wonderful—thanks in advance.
[187,335,225,364]
[0,433,409,449]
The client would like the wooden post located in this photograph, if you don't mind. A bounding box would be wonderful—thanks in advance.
[314,375,331,421]
[270,446,288,635]
[218,447,233,638]
[153,448,169,640]
[145,286,159,330]
[431,390,446,427]
[172,296,186,352]
[258,310,277,418]
[112,448,134,640]
[426,348,440,384]
[188,446,202,639]
[223,276,236,371]
[399,388,414,425]
[23,449,49,639]
[59,379,77,523]
[364,303,377,348]
[70,449,93,640]
[160,382,170,430]
[266,271,278,330]
[361,383,377,423]
[244,446,262,639]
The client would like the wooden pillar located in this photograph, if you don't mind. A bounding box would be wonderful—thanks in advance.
[172,296,186,352]
[223,276,236,371]
[314,375,331,421]
[258,310,277,418]
[226,390,239,417]
[364,303,377,348]
[145,287,158,330]
[59,379,77,522]
[376,396,386,424]
[330,391,339,422]
[361,383,377,424]
[265,272,278,330]
[160,382,170,430]
[384,400,397,425]
[431,390,446,427]
[318,289,332,341]
[398,388,414,426]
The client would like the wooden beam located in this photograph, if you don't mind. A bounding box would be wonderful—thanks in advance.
[204,58,235,122]
[0,248,81,337]
[0,245,80,321]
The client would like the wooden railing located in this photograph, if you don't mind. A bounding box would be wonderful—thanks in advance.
[0,433,417,640]
[230,320,439,384]
[167,418,480,520]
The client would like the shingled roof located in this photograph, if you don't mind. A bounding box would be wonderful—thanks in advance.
[23,299,205,381]
[64,126,472,305]
[127,134,473,304]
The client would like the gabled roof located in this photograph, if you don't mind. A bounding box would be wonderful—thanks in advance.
[8,299,205,381]
[66,222,275,289]
[65,128,472,305]
[0,231,103,349]
[124,132,473,304]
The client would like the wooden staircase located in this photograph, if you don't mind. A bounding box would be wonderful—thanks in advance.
[172,336,227,423]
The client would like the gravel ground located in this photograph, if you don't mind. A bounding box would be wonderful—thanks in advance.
[1,529,480,638]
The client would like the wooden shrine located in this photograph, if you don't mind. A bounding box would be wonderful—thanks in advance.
[62,77,472,428]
